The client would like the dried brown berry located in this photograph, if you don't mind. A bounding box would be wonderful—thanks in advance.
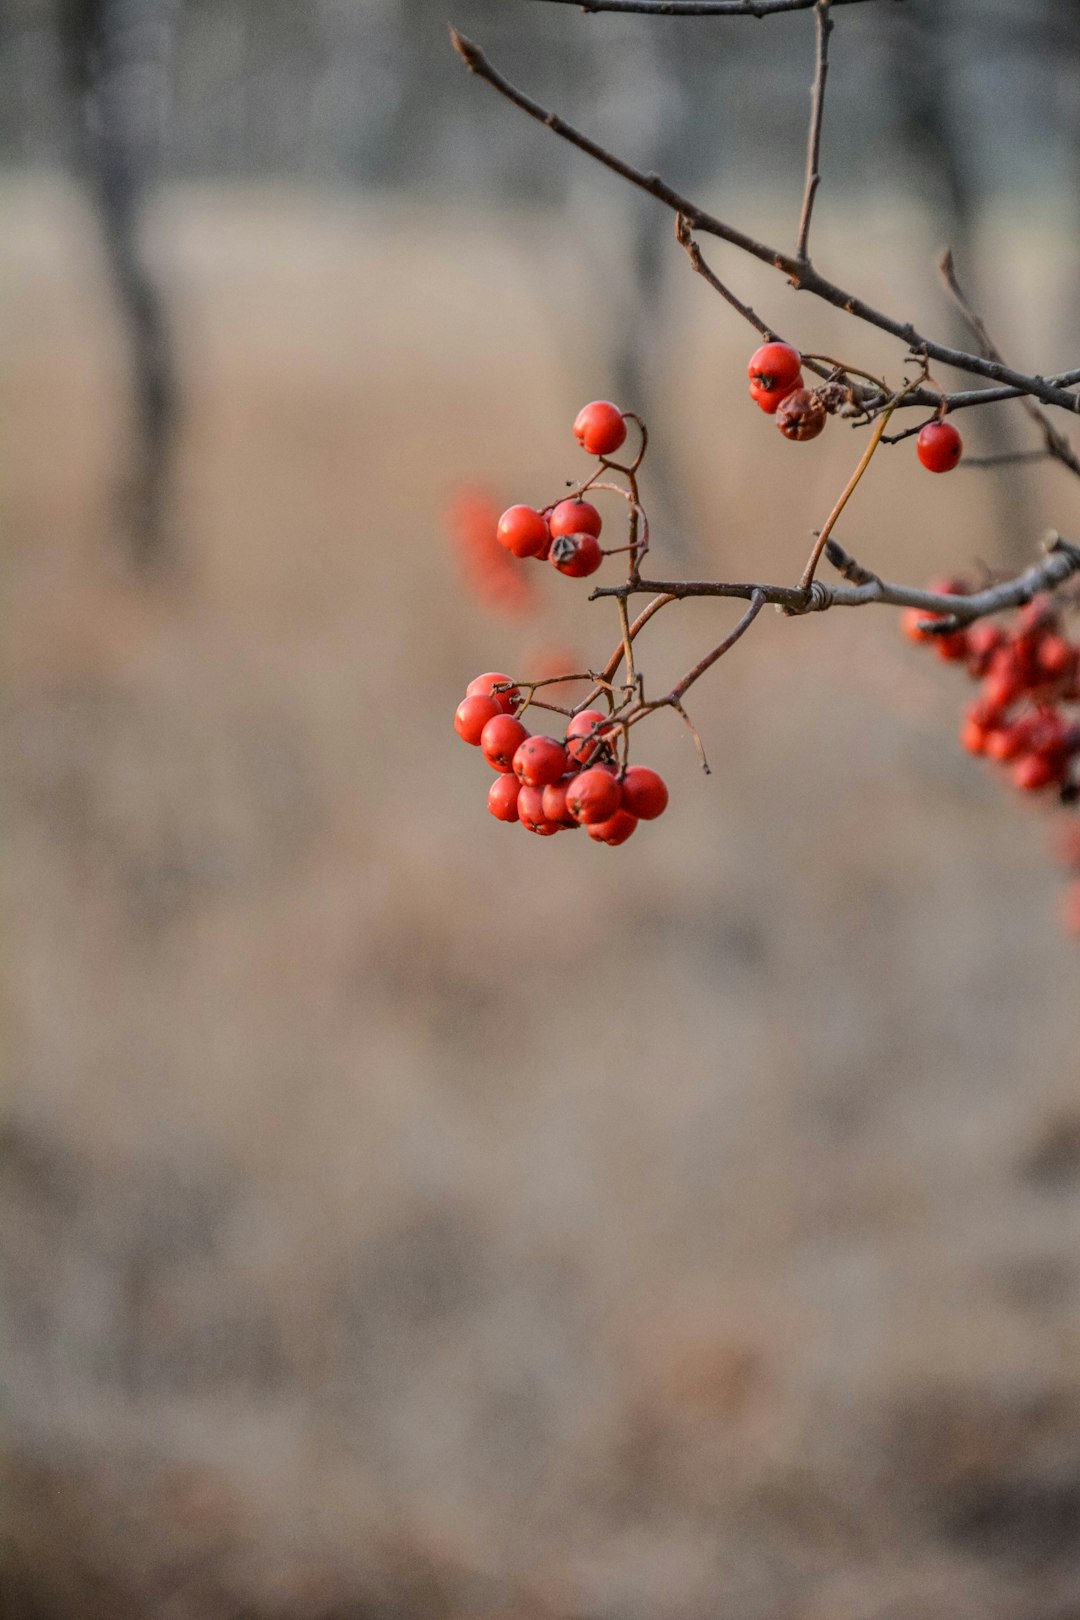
[775,388,827,442]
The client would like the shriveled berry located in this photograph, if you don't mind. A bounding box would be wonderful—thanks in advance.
[566,766,622,825]
[775,388,826,441]
[488,776,521,823]
[467,671,521,713]
[748,342,802,394]
[481,713,529,772]
[497,504,550,559]
[620,766,668,820]
[513,735,569,788]
[550,532,603,579]
[573,401,626,457]
[916,420,962,473]
[587,809,638,845]
[549,499,602,540]
[455,693,501,745]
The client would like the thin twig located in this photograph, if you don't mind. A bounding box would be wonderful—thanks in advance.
[450,28,1080,414]
[938,248,1080,479]
[795,0,832,264]
[799,372,923,591]
[668,589,768,700]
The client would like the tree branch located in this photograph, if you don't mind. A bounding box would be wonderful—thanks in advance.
[522,0,895,15]
[795,0,832,264]
[450,27,1080,414]
[589,535,1080,625]
[938,248,1080,479]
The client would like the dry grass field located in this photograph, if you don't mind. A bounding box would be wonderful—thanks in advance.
[3,177,1080,1619]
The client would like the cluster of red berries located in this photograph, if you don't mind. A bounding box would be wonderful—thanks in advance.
[747,342,963,469]
[903,585,1080,930]
[902,585,1080,793]
[454,673,669,845]
[494,401,628,581]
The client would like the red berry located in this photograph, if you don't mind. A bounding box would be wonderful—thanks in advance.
[549,499,603,540]
[916,421,963,473]
[1037,636,1077,682]
[467,671,521,713]
[620,766,668,820]
[750,372,805,414]
[747,342,802,394]
[566,767,622,825]
[550,532,603,579]
[517,783,561,835]
[573,401,626,458]
[488,776,521,823]
[566,709,613,766]
[965,622,1005,677]
[455,693,502,745]
[541,777,581,829]
[1013,752,1062,793]
[935,627,969,662]
[901,606,940,644]
[961,715,990,756]
[512,735,569,788]
[587,809,638,845]
[481,713,529,772]
[497,504,550,559]
[982,649,1026,712]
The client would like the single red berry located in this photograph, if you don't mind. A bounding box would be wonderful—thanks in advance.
[566,709,613,767]
[984,717,1037,762]
[1037,635,1077,682]
[512,735,569,788]
[982,649,1025,712]
[748,342,802,394]
[935,627,969,662]
[541,777,581,829]
[620,766,669,820]
[549,499,603,541]
[961,715,990,756]
[466,671,521,713]
[566,767,622,825]
[916,420,963,473]
[488,776,521,823]
[455,693,502,745]
[901,607,940,645]
[965,622,1006,677]
[517,783,562,835]
[587,809,638,846]
[496,504,551,559]
[550,532,603,579]
[573,401,626,458]
[775,388,826,441]
[1013,752,1062,792]
[750,372,805,415]
[481,713,529,773]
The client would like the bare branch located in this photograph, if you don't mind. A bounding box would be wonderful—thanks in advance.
[939,248,1080,479]
[522,0,895,15]
[796,0,832,264]
[450,27,1080,414]
[590,535,1080,624]
[667,590,768,701]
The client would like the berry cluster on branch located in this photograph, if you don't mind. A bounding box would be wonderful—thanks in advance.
[450,0,1080,933]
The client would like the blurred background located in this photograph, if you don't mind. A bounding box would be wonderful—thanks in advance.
[3,1,1080,1616]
